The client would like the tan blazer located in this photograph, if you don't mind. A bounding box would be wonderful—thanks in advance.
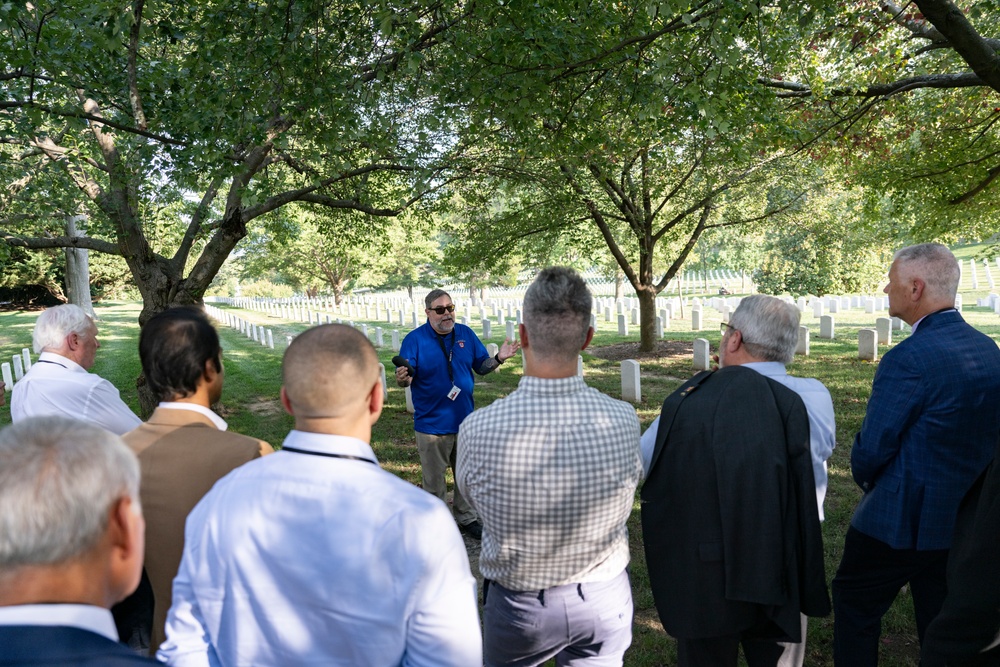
[123,407,273,651]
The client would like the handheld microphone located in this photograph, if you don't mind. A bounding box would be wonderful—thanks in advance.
[391,356,415,377]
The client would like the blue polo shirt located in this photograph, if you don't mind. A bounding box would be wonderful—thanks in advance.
[399,322,491,435]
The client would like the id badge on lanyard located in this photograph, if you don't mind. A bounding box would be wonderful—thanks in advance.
[438,330,460,401]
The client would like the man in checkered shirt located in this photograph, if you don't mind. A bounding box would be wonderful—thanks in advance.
[457,267,643,667]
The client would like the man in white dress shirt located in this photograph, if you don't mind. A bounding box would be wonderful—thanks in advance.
[11,304,141,435]
[0,416,157,666]
[159,323,482,667]
[640,294,836,666]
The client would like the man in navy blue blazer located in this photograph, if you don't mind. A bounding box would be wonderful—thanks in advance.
[832,243,1000,666]
[0,417,159,666]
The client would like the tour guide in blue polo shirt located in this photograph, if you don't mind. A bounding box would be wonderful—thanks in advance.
[396,289,520,539]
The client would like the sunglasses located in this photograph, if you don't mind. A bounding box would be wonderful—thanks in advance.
[428,305,455,315]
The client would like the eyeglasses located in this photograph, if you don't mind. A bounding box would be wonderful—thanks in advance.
[428,305,455,315]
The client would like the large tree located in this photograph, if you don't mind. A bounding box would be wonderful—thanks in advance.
[0,0,466,410]
[759,0,1000,239]
[438,1,816,350]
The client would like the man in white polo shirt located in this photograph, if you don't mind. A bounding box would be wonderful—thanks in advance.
[11,304,140,435]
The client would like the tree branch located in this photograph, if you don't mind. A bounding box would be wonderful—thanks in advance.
[1,231,120,254]
[759,73,986,98]
[654,202,712,292]
[0,100,184,145]
[948,164,1000,204]
[127,0,148,130]
[173,173,223,268]
[913,0,1000,95]
[879,1,945,41]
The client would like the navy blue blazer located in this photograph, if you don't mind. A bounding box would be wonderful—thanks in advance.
[0,625,161,666]
[851,309,1000,550]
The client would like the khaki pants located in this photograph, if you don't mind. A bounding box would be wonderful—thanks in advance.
[415,431,478,526]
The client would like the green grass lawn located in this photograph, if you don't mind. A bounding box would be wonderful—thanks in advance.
[2,290,999,666]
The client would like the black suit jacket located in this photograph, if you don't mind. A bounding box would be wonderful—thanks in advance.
[921,435,1000,666]
[641,366,831,641]
[0,625,161,666]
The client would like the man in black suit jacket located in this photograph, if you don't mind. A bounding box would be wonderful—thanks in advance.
[0,416,159,666]
[642,362,830,667]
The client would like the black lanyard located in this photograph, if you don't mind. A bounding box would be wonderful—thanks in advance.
[37,359,67,368]
[435,330,456,384]
[281,446,377,465]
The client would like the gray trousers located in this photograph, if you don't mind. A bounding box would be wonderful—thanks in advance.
[415,431,477,526]
[483,569,633,666]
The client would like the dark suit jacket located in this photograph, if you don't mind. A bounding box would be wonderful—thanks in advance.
[851,310,1000,550]
[921,437,1000,666]
[120,408,271,650]
[0,625,160,665]
[641,366,830,641]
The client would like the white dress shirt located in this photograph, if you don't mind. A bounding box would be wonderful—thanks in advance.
[0,603,118,640]
[641,362,836,520]
[10,351,141,435]
[159,430,482,667]
[157,402,228,431]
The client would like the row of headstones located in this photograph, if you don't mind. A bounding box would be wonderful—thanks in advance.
[617,314,906,403]
[1,348,32,393]
[974,293,1000,314]
[965,258,1000,290]
[220,296,529,338]
[220,297,537,343]
[206,306,277,349]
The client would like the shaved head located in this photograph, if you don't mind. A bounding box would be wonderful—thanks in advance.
[282,325,380,419]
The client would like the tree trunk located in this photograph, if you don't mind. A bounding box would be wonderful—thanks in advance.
[637,286,657,352]
[615,270,624,301]
[407,284,414,301]
[64,215,95,318]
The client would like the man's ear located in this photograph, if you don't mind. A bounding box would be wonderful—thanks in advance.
[518,323,529,348]
[107,495,144,605]
[65,332,81,352]
[725,328,742,354]
[368,377,384,425]
[911,278,926,302]
[203,358,220,383]
[581,326,595,351]
[279,386,295,416]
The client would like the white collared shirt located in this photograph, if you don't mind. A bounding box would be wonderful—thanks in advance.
[10,351,142,435]
[157,402,228,431]
[159,429,482,667]
[0,603,118,641]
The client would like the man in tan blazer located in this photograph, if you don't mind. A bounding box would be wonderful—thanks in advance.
[113,306,272,654]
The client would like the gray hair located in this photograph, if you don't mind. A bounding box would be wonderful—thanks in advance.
[523,267,592,362]
[424,289,451,309]
[0,417,140,569]
[893,243,960,301]
[728,295,801,364]
[32,304,94,354]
